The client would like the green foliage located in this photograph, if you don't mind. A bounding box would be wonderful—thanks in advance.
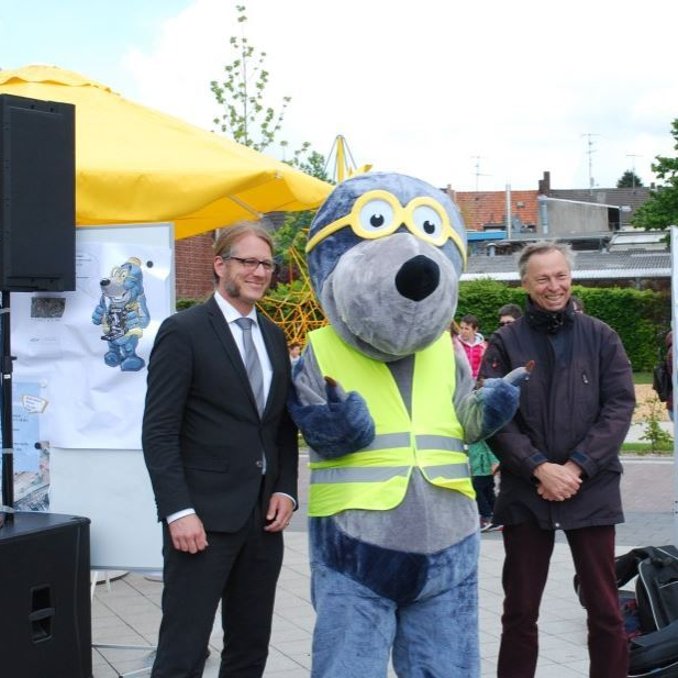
[456,280,670,371]
[209,3,331,271]
[616,170,644,188]
[178,281,670,373]
[272,150,332,269]
[456,279,526,333]
[210,3,309,163]
[639,395,674,453]
[632,118,678,230]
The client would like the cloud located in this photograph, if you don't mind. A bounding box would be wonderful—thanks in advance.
[122,0,678,191]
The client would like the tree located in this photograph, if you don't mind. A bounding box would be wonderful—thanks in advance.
[210,4,309,163]
[616,170,644,189]
[209,4,332,341]
[632,119,678,230]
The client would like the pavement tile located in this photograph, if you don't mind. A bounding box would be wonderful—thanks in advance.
[89,458,677,677]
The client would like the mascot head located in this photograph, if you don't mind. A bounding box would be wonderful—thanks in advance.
[307,172,467,361]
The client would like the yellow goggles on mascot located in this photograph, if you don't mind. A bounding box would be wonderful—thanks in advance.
[306,189,467,266]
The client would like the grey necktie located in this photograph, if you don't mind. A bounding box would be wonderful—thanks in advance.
[234,317,266,416]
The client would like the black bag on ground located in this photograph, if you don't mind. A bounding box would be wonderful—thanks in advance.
[615,545,678,633]
[574,545,678,677]
[628,620,678,677]
[653,360,672,402]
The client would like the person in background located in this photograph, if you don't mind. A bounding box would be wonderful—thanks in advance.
[449,319,466,355]
[480,241,634,678]
[456,316,500,530]
[469,439,501,532]
[572,295,585,314]
[498,303,523,328]
[458,313,487,380]
[142,222,299,677]
[289,342,302,369]
[665,330,673,421]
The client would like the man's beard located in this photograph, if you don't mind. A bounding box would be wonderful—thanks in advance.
[224,278,268,300]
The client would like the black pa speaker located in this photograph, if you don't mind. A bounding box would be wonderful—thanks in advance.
[0,94,75,291]
[0,512,92,678]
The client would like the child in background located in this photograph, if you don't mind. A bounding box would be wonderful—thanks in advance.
[454,315,501,531]
[468,440,501,531]
[458,314,486,379]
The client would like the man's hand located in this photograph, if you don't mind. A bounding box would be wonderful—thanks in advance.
[168,514,208,554]
[534,462,582,502]
[264,493,295,533]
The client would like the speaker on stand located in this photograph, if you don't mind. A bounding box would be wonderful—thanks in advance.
[0,95,83,676]
[0,93,76,515]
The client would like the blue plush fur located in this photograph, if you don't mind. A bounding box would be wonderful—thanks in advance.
[288,381,375,457]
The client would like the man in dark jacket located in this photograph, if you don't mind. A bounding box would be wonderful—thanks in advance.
[143,223,299,677]
[479,241,635,678]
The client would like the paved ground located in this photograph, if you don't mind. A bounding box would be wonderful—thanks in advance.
[91,446,678,678]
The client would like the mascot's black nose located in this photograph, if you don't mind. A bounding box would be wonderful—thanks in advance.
[100,278,111,288]
[395,255,440,301]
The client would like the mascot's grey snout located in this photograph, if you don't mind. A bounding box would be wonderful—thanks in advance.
[395,254,440,301]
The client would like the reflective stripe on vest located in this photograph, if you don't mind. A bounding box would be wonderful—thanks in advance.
[307,326,474,517]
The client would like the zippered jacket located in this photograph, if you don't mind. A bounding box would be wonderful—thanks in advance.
[479,302,635,530]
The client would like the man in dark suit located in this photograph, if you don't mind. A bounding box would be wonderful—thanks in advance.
[142,222,299,677]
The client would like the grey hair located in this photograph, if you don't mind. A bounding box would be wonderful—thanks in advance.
[517,241,574,280]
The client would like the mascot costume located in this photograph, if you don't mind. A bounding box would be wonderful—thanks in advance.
[290,172,528,677]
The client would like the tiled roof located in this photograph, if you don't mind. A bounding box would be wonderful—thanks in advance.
[447,189,539,232]
[462,251,671,282]
[548,187,650,212]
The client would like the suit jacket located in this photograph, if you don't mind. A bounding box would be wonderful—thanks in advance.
[142,295,299,532]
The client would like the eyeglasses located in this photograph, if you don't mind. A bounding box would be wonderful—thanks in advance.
[221,256,278,274]
[305,189,467,265]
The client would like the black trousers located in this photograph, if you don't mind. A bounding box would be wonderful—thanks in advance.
[472,474,496,520]
[151,505,284,678]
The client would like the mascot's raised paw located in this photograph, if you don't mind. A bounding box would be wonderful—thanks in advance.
[288,376,374,457]
[92,257,150,372]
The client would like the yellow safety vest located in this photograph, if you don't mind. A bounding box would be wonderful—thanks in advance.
[308,325,473,517]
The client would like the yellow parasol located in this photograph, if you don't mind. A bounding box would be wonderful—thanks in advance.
[0,65,332,238]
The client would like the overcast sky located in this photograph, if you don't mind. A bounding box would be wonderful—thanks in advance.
[2,0,677,192]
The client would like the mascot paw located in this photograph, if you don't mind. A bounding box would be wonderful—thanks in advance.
[478,378,521,435]
[288,378,375,458]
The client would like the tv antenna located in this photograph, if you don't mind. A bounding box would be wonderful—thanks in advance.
[471,155,489,192]
[626,154,641,189]
[582,133,600,193]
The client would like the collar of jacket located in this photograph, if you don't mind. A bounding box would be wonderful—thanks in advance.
[525,298,576,334]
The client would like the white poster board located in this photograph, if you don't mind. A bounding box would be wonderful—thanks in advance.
[8,222,175,569]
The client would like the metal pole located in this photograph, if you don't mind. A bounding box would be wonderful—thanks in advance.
[505,184,512,239]
[1,290,14,517]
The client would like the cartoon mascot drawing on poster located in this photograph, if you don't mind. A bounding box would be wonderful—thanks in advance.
[92,256,150,372]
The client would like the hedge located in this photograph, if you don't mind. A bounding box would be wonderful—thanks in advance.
[178,280,671,372]
[454,280,670,372]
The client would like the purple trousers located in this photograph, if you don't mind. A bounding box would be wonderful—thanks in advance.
[497,522,628,678]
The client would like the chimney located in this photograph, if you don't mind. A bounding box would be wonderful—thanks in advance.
[538,171,551,195]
